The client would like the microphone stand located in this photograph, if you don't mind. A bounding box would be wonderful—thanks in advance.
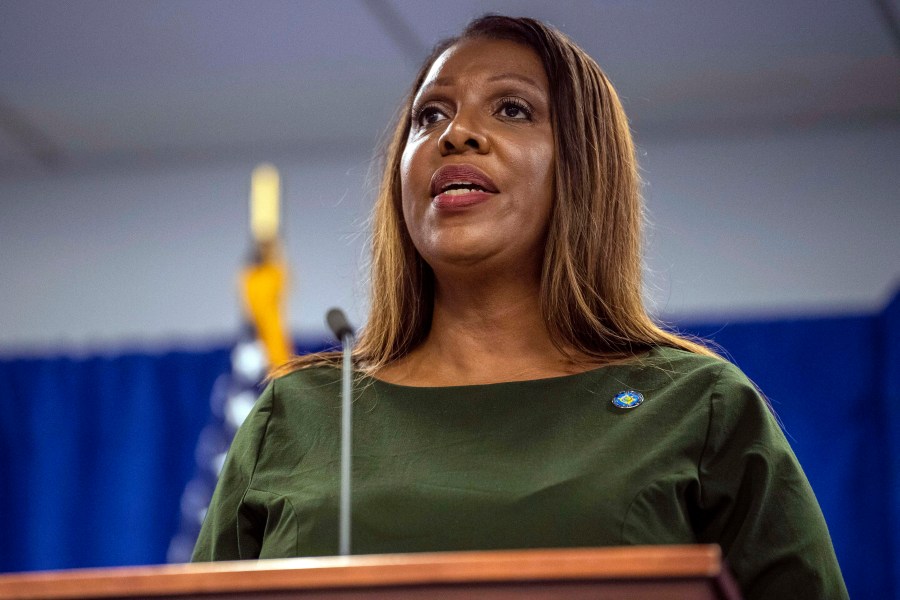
[327,308,354,556]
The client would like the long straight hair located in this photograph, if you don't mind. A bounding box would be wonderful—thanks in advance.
[273,15,716,377]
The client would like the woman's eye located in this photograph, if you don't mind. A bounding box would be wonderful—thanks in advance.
[416,106,447,127]
[501,104,523,118]
[497,99,532,120]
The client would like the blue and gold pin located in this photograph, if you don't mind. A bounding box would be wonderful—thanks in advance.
[612,390,644,409]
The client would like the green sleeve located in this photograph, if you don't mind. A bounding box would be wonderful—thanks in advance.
[191,383,274,562]
[698,363,848,599]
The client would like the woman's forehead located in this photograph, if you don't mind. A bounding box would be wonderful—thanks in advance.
[415,38,548,98]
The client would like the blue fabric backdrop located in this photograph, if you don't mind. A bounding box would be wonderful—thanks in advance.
[1,293,897,598]
[687,291,899,599]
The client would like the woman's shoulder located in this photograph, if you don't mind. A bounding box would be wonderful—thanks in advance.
[625,346,765,415]
[643,344,760,385]
[642,344,721,368]
[271,364,342,389]
[631,345,731,386]
[258,365,344,415]
[642,346,780,436]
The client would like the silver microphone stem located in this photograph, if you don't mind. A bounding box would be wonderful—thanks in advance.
[339,333,353,556]
[326,307,355,556]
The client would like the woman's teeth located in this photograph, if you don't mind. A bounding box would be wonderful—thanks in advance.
[444,188,480,195]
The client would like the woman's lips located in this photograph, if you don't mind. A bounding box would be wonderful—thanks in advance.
[429,164,499,210]
[432,189,495,209]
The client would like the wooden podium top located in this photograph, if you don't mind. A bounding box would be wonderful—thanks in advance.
[0,545,741,600]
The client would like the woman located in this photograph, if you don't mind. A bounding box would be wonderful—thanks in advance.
[193,15,847,599]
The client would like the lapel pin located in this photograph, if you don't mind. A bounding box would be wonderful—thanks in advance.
[612,390,644,409]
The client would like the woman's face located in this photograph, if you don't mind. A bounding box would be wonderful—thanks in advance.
[400,37,555,277]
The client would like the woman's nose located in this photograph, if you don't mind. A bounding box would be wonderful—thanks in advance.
[438,113,490,155]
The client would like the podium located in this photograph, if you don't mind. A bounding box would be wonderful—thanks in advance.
[0,545,741,599]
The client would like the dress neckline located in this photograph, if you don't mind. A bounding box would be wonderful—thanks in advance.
[362,348,658,392]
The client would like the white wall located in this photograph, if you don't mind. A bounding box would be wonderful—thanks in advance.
[0,149,377,353]
[640,124,900,320]
[1,124,898,353]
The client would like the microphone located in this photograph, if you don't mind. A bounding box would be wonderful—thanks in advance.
[326,308,354,343]
[326,308,355,556]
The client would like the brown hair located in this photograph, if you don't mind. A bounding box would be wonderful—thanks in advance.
[273,15,716,377]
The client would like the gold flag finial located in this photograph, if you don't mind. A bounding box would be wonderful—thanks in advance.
[250,163,280,243]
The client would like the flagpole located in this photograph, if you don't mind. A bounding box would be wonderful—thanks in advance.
[245,163,293,368]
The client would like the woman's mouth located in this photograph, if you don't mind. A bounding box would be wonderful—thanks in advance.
[430,165,499,210]
[433,187,495,209]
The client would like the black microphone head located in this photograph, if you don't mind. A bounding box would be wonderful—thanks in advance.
[326,308,354,341]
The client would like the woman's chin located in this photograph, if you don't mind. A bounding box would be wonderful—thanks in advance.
[423,247,500,271]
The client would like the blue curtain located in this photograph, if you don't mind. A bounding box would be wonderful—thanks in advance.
[686,291,899,599]
[0,348,230,572]
[1,293,897,599]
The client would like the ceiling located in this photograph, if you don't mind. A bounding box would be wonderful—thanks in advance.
[1,0,898,177]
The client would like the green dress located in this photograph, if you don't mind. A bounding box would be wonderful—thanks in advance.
[192,347,848,599]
